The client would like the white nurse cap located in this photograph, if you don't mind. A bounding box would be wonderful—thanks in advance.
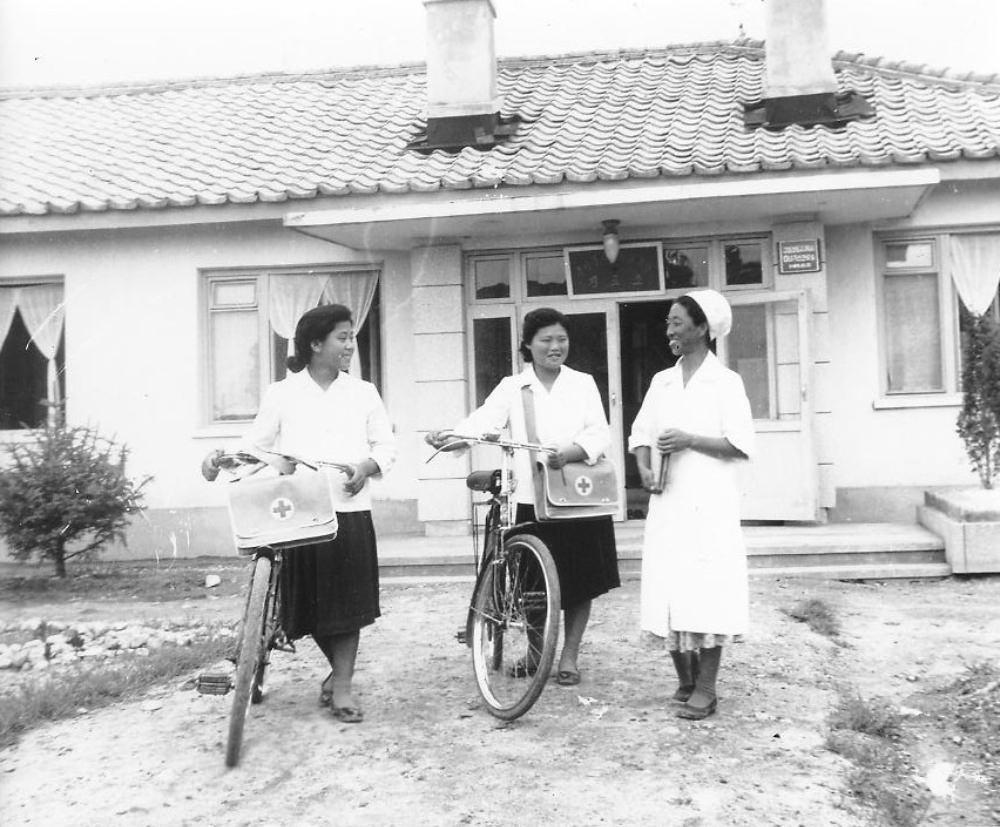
[685,289,733,341]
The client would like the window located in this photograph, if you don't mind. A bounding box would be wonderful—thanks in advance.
[204,266,381,423]
[0,281,65,430]
[473,257,511,300]
[724,241,764,286]
[472,317,512,407]
[878,239,947,395]
[664,245,709,290]
[524,252,567,298]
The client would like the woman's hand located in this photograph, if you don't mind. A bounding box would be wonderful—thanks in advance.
[267,455,297,476]
[545,443,584,469]
[342,459,379,496]
[200,449,223,482]
[656,428,694,455]
[638,465,658,492]
[425,430,455,449]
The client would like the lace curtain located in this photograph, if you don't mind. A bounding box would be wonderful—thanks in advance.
[322,271,379,377]
[951,234,1000,317]
[267,275,329,362]
[0,285,65,417]
[267,270,378,378]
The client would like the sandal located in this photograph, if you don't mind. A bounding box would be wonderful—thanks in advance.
[330,705,364,724]
[556,669,581,686]
[319,671,333,708]
[676,697,717,720]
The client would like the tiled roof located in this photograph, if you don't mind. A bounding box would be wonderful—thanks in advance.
[1,40,999,217]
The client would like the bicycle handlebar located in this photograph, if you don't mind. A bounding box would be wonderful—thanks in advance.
[205,448,355,481]
[425,431,557,463]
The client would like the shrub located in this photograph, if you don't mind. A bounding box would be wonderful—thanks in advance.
[0,421,150,577]
[956,310,1000,488]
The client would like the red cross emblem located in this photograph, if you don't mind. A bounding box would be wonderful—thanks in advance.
[271,497,295,520]
[574,476,593,496]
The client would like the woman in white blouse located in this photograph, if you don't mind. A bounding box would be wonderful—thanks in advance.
[629,290,754,721]
[207,304,395,724]
[427,307,620,686]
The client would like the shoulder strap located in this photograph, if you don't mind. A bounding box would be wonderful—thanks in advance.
[521,385,540,444]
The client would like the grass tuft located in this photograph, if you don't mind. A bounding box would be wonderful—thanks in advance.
[784,597,841,640]
[826,691,928,826]
[828,690,903,740]
[0,637,231,748]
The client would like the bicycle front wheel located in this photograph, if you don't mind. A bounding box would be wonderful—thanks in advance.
[470,533,560,720]
[226,554,272,768]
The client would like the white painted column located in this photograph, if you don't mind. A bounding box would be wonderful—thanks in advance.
[411,244,473,535]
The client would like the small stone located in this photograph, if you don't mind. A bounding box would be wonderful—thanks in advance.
[204,575,222,588]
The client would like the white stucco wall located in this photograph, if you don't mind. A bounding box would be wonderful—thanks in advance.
[826,222,972,490]
[0,219,425,557]
[825,177,1000,503]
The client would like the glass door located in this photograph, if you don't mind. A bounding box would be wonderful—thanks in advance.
[616,290,818,522]
[560,308,623,519]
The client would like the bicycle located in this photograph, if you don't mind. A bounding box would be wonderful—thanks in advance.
[426,432,562,721]
[198,449,351,767]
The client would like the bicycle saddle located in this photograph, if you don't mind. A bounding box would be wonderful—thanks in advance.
[466,469,501,495]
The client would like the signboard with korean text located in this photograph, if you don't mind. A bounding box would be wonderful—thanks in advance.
[565,243,663,296]
[777,240,822,274]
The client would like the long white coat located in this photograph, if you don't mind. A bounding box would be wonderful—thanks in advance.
[628,352,755,636]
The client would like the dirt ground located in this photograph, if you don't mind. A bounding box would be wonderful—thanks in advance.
[0,570,998,827]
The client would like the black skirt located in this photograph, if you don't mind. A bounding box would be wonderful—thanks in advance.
[279,510,380,639]
[514,504,621,610]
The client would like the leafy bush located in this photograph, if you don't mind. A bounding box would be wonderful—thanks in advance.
[0,422,150,577]
[956,310,1000,488]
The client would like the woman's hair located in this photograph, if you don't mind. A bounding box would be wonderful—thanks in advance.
[519,307,569,363]
[286,304,353,373]
[673,294,712,345]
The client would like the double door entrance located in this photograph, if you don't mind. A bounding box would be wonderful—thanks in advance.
[471,291,818,522]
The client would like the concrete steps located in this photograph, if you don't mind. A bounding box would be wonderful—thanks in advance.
[378,521,950,582]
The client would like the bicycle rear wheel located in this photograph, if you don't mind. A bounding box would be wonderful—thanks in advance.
[470,533,560,720]
[226,554,272,767]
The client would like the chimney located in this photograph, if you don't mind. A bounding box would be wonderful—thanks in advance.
[744,0,873,129]
[763,0,836,98]
[409,0,516,152]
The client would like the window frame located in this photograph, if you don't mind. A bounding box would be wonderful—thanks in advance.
[200,264,382,428]
[0,275,66,434]
[875,234,961,405]
[720,236,771,291]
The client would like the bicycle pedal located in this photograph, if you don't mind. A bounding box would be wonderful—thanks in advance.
[455,626,468,645]
[196,673,233,695]
[272,632,296,653]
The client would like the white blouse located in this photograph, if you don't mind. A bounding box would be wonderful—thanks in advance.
[243,368,396,512]
[454,365,610,505]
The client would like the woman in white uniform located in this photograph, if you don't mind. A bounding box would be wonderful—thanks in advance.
[628,290,754,720]
[204,304,396,724]
[427,307,620,686]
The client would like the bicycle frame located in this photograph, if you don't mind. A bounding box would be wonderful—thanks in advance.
[202,449,349,765]
[426,432,555,557]
[428,432,562,719]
